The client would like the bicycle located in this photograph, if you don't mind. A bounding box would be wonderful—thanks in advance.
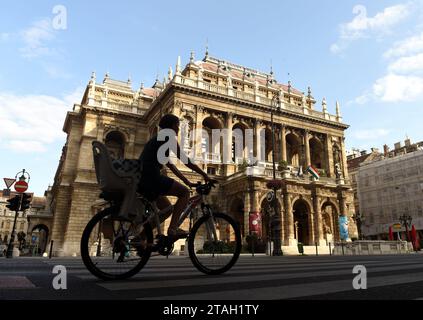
[80,141,242,280]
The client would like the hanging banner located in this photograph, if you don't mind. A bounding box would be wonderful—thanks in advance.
[249,212,261,235]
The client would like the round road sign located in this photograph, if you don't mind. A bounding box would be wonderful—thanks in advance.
[14,180,28,193]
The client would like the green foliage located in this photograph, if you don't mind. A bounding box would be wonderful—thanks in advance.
[244,234,266,253]
[278,160,289,171]
[197,241,238,254]
[237,158,249,171]
[319,169,327,177]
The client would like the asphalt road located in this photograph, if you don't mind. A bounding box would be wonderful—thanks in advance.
[1,253,423,300]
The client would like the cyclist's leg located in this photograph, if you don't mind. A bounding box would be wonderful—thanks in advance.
[163,180,190,235]
[156,196,173,223]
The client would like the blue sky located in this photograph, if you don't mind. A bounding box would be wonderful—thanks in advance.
[1,0,423,195]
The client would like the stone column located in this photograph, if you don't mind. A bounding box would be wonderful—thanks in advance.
[254,120,262,163]
[280,125,287,162]
[278,194,285,243]
[194,106,204,162]
[243,192,251,237]
[313,195,324,245]
[309,207,315,245]
[283,192,295,246]
[226,113,233,163]
[326,134,334,178]
[304,130,311,169]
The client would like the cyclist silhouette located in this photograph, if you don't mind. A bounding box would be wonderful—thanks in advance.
[138,114,212,241]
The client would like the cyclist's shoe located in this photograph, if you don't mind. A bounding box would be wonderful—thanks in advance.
[167,228,189,242]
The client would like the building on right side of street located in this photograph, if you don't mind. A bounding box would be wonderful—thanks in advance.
[355,139,423,242]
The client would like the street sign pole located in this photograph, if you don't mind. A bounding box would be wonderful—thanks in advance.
[6,194,22,258]
[6,169,30,258]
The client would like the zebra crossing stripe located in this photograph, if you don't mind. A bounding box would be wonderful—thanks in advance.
[136,272,423,300]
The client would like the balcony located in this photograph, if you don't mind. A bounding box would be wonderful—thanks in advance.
[203,152,221,164]
[176,75,341,123]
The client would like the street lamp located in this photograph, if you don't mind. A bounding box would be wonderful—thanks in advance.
[352,212,364,240]
[268,91,283,256]
[399,214,412,242]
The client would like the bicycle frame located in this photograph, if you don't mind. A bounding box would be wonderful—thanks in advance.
[141,192,218,241]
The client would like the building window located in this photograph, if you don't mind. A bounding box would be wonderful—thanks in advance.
[207,167,217,175]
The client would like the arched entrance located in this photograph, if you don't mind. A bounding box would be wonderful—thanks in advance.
[30,224,49,256]
[229,198,245,238]
[321,201,339,243]
[260,198,272,242]
[293,199,310,245]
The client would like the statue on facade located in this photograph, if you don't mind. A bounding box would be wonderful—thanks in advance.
[335,163,342,179]
[180,119,191,152]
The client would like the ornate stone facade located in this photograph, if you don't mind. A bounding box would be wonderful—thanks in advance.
[49,54,357,256]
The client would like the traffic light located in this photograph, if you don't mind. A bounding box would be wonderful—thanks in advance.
[6,195,20,212]
[20,193,32,211]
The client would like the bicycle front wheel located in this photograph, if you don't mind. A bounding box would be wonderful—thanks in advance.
[80,207,153,280]
[188,212,241,275]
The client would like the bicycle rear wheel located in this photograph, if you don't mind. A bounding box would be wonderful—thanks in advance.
[188,212,241,275]
[80,207,153,280]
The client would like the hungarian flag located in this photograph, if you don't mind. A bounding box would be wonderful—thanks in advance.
[307,165,320,180]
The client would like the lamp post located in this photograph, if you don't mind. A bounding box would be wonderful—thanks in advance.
[352,212,364,240]
[399,214,412,242]
[269,91,283,256]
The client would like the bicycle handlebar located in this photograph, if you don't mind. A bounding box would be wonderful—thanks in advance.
[195,179,218,195]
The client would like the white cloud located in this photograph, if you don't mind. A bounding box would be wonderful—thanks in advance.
[352,129,390,140]
[19,19,56,58]
[7,140,47,153]
[388,52,423,74]
[384,31,423,58]
[373,73,423,102]
[0,88,83,153]
[331,3,411,54]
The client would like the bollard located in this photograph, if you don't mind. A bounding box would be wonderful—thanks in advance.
[315,242,318,256]
[49,240,54,259]
[252,236,255,257]
[341,242,345,256]
[329,242,332,256]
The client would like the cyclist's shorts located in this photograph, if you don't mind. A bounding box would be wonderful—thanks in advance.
[138,174,174,201]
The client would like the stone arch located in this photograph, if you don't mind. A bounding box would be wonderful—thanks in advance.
[292,197,312,245]
[286,133,301,167]
[104,130,126,159]
[202,116,223,160]
[321,199,340,243]
[263,127,273,163]
[30,224,49,255]
[309,137,325,169]
[233,122,252,163]
[259,193,283,242]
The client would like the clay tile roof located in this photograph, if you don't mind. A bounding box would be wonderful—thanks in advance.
[31,196,46,207]
[347,154,373,170]
[141,88,160,98]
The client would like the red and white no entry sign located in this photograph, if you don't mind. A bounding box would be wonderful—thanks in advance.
[14,180,28,193]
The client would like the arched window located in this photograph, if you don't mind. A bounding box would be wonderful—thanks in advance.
[309,137,324,169]
[105,131,125,159]
[286,133,300,167]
